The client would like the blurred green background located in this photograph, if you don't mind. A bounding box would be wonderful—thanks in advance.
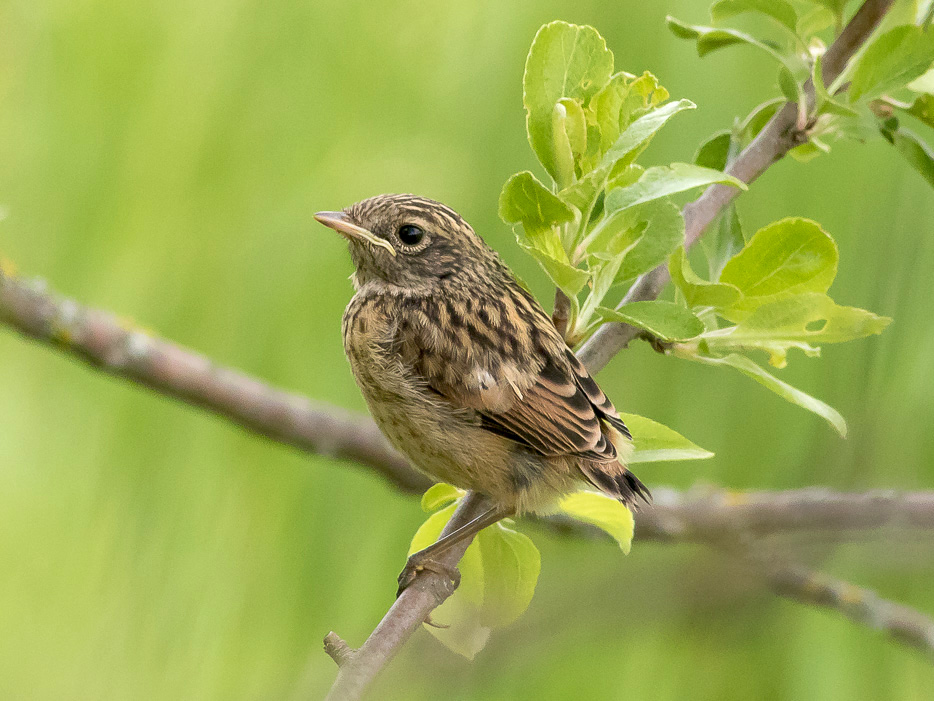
[1,0,932,698]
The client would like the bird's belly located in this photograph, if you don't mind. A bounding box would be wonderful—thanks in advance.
[353,358,498,487]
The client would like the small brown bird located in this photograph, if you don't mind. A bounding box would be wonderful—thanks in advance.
[316,194,648,585]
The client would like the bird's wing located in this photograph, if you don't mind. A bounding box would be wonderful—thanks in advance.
[397,294,628,461]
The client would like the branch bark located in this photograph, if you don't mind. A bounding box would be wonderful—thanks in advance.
[758,557,934,661]
[0,266,430,493]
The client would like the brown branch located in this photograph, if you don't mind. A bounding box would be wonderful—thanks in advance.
[577,0,895,374]
[758,558,934,660]
[0,266,430,493]
[325,493,491,701]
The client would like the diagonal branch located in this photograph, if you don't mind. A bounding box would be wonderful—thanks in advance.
[756,557,934,660]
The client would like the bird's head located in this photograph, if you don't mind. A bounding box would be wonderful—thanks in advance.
[315,194,499,291]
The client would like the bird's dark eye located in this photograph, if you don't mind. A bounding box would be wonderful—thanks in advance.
[397,224,425,246]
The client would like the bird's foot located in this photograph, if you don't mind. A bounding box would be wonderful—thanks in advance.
[396,552,461,598]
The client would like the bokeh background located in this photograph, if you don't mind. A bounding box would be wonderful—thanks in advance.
[1,0,933,698]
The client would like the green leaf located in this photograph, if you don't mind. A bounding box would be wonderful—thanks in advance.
[598,301,705,341]
[669,246,742,308]
[557,491,635,553]
[684,352,847,436]
[702,292,891,367]
[813,53,859,117]
[421,483,464,512]
[694,130,732,171]
[519,243,591,297]
[600,99,697,167]
[711,0,798,32]
[719,217,838,317]
[848,25,934,102]
[620,412,715,463]
[615,200,685,282]
[477,523,541,627]
[558,97,588,162]
[881,123,934,188]
[701,204,745,281]
[796,5,836,38]
[605,162,746,213]
[500,171,573,239]
[740,98,785,141]
[524,21,614,182]
[666,16,806,73]
[905,92,934,129]
[907,67,934,94]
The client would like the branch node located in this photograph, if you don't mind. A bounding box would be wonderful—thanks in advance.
[323,631,356,668]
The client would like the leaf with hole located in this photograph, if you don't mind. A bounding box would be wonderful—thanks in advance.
[702,292,891,367]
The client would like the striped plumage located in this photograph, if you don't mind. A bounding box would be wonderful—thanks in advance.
[323,194,649,514]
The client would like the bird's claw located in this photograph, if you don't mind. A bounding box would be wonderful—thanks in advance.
[396,554,461,598]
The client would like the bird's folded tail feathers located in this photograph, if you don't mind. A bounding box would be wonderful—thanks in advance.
[579,462,651,509]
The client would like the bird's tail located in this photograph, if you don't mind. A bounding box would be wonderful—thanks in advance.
[579,419,651,509]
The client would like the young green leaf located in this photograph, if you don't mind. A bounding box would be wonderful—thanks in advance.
[477,523,541,628]
[710,0,798,33]
[702,292,891,367]
[421,483,464,512]
[848,25,934,102]
[905,93,934,129]
[620,412,715,463]
[616,200,686,282]
[667,16,807,73]
[598,301,705,341]
[880,123,934,188]
[604,163,746,213]
[740,98,785,141]
[500,171,574,237]
[796,5,836,38]
[524,21,614,182]
[669,246,742,308]
[701,204,745,281]
[719,218,838,317]
[684,352,847,436]
[557,491,635,553]
[500,171,575,258]
[518,243,591,297]
[600,99,697,167]
[694,130,732,171]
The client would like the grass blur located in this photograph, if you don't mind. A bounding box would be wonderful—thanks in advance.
[0,0,932,698]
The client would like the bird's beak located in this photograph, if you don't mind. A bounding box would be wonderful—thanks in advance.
[314,211,397,257]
